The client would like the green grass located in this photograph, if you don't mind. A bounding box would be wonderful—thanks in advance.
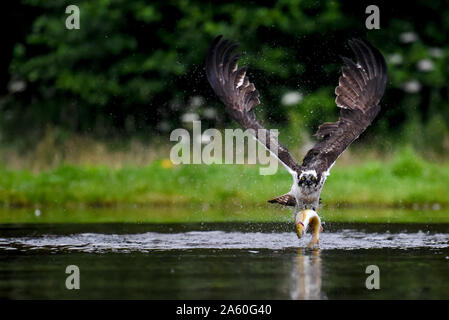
[1,149,448,208]
[0,149,449,223]
[1,206,448,224]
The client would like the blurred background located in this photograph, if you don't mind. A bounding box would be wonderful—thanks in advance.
[1,0,448,222]
[2,1,449,302]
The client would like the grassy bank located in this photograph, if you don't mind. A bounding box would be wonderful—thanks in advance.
[0,149,448,210]
[1,206,449,224]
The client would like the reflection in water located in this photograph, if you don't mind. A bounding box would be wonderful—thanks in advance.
[290,249,324,300]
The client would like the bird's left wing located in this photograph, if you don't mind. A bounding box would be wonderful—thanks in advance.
[206,35,301,175]
[301,39,388,176]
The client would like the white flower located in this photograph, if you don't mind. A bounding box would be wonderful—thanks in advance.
[417,59,434,72]
[8,80,26,93]
[203,108,216,119]
[281,91,303,106]
[402,80,421,93]
[181,112,199,122]
[388,53,403,65]
[399,32,418,43]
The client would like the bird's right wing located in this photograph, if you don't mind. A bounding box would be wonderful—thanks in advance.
[301,39,388,175]
[206,35,301,175]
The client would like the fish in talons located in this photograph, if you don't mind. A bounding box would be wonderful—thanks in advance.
[295,209,323,247]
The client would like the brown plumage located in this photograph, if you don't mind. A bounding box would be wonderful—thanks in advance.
[205,35,301,173]
[301,39,388,175]
[268,194,296,207]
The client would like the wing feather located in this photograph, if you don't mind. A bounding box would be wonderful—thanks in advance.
[268,194,296,207]
[302,38,388,175]
[206,35,301,174]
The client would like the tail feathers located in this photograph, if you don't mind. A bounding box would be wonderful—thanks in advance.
[268,194,296,207]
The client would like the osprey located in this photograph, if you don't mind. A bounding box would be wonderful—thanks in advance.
[206,36,387,245]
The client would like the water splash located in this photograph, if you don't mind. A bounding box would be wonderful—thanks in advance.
[1,229,448,253]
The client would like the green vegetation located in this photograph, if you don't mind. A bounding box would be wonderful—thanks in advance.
[1,149,448,223]
[3,0,449,155]
[1,206,449,224]
[2,1,449,224]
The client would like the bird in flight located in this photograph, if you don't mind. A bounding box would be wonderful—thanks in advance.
[205,36,388,245]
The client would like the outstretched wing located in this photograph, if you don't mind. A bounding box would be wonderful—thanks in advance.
[301,39,388,176]
[206,35,301,175]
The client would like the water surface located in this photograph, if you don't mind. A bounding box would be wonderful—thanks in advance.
[1,222,448,299]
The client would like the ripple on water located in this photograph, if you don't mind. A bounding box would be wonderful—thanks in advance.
[0,229,448,253]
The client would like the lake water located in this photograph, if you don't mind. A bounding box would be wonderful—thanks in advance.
[0,222,448,299]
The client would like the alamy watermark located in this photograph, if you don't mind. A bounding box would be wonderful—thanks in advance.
[365,265,380,290]
[365,5,380,30]
[65,265,80,290]
[170,121,279,175]
[65,5,80,30]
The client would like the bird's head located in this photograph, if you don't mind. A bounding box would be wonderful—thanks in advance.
[297,170,319,188]
[295,209,323,246]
